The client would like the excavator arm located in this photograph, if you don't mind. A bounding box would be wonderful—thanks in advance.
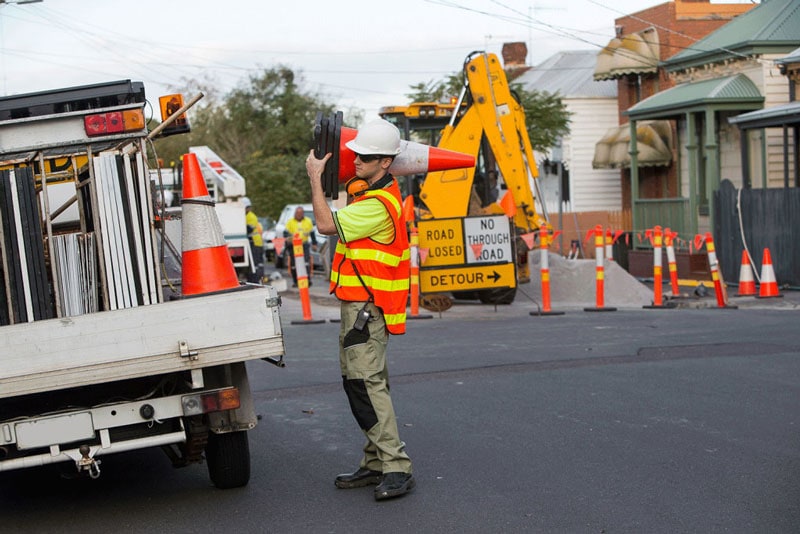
[419,52,548,234]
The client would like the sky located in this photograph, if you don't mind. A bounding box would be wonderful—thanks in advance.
[0,0,758,123]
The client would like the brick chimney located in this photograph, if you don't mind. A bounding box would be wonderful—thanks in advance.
[502,42,530,80]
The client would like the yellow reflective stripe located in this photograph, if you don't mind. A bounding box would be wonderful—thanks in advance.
[384,312,406,326]
[344,247,409,266]
[365,189,401,216]
[331,273,410,292]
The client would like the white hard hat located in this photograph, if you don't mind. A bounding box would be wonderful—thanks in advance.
[345,119,402,156]
[241,196,252,208]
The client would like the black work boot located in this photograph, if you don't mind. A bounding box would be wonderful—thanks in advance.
[334,467,382,489]
[374,472,415,500]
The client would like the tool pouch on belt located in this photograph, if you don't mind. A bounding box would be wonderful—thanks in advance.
[344,303,371,347]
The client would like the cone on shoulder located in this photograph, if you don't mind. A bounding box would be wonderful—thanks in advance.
[180,152,240,296]
[736,250,757,296]
[757,248,781,298]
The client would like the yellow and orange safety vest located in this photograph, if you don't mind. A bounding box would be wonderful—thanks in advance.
[330,179,410,334]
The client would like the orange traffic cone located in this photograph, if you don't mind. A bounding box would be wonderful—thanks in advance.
[313,112,475,199]
[757,248,781,298]
[180,152,240,296]
[736,250,757,296]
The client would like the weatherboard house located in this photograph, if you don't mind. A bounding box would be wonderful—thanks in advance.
[620,0,800,285]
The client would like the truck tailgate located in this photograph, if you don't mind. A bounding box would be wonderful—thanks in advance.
[0,285,283,398]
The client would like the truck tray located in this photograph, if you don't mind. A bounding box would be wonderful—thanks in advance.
[0,285,283,398]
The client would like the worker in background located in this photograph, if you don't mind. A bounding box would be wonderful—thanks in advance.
[284,206,317,287]
[243,197,264,284]
[305,119,415,501]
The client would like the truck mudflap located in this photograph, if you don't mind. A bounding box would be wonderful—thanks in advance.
[0,386,241,475]
[0,285,284,399]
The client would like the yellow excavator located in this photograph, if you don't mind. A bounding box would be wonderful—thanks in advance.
[380,51,550,305]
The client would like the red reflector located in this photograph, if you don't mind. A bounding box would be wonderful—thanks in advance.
[229,246,245,259]
[84,114,106,136]
[106,111,124,133]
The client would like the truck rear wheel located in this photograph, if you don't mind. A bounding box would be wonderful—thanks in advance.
[205,430,251,489]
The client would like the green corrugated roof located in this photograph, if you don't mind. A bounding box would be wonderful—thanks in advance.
[625,74,764,120]
[664,0,800,71]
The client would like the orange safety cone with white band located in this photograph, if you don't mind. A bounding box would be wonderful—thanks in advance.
[313,112,475,199]
[757,248,782,298]
[530,227,564,317]
[180,153,240,296]
[408,226,432,320]
[736,250,757,296]
[290,233,325,324]
[584,225,616,312]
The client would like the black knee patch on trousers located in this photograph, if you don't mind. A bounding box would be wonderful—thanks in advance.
[343,377,378,431]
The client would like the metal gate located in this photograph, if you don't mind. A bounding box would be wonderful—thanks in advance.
[715,179,800,287]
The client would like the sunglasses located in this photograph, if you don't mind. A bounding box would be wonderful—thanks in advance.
[355,153,383,163]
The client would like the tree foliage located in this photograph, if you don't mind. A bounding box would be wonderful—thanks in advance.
[150,66,337,219]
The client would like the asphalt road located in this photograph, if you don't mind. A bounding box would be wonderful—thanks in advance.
[2,296,799,533]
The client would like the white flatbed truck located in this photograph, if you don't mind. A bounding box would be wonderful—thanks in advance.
[0,80,284,488]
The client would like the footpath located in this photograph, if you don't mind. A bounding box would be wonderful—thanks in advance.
[265,260,799,323]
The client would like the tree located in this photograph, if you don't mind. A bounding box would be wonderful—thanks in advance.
[510,84,571,152]
[150,66,338,219]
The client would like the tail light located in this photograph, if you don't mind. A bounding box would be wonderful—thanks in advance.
[84,109,146,137]
[182,388,241,416]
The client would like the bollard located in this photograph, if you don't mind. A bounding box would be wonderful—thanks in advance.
[584,225,616,312]
[408,226,432,320]
[290,233,325,325]
[531,227,564,316]
[664,228,680,297]
[696,232,736,309]
[643,226,673,309]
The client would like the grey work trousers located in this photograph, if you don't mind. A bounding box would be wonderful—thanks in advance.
[339,301,412,474]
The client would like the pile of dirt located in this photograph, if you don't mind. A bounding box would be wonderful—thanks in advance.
[527,253,654,309]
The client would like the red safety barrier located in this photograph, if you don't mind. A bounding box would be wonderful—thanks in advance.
[290,233,325,325]
[584,225,616,312]
[531,227,564,317]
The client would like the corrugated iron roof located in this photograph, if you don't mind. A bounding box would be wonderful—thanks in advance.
[515,50,617,98]
[778,45,800,64]
[664,0,800,70]
[626,74,763,119]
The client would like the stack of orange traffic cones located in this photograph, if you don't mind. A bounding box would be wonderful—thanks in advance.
[757,248,781,298]
[180,153,240,296]
[736,250,757,296]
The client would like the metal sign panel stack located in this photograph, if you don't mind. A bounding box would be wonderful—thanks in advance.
[0,167,53,324]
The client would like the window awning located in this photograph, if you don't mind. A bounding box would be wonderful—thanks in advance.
[593,120,673,170]
[625,74,764,120]
[594,28,659,81]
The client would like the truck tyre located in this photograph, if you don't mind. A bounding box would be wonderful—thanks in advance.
[478,287,516,305]
[206,430,251,489]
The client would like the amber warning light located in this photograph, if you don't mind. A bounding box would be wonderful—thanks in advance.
[158,93,191,136]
